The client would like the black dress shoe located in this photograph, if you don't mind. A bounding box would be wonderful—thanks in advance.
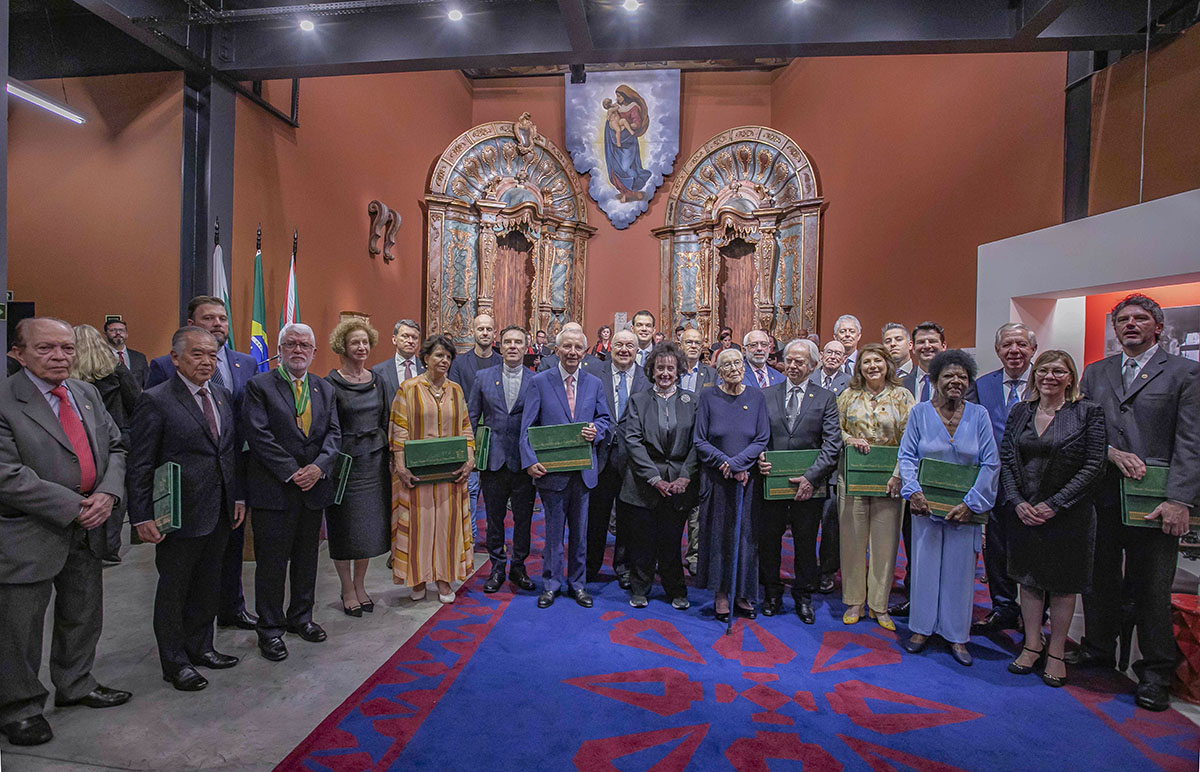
[629,595,648,608]
[0,715,53,746]
[734,602,757,620]
[796,599,815,625]
[259,636,288,661]
[483,572,505,593]
[817,575,836,594]
[572,588,594,608]
[618,574,632,590]
[537,590,556,608]
[950,644,973,667]
[1135,681,1170,712]
[164,666,209,692]
[192,650,239,670]
[55,685,132,709]
[714,609,731,623]
[1064,648,1116,669]
[761,598,783,617]
[509,571,536,591]
[971,609,1018,634]
[286,621,327,642]
[888,600,910,618]
[218,610,258,630]
[360,597,375,613]
[342,596,363,617]
[902,635,928,654]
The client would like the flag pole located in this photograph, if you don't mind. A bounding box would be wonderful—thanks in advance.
[256,223,261,252]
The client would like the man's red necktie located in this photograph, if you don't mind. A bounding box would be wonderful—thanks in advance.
[118,350,127,367]
[51,384,97,492]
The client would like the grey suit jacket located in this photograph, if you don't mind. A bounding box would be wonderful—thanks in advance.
[1080,347,1200,506]
[759,380,843,488]
[814,369,850,396]
[0,372,126,583]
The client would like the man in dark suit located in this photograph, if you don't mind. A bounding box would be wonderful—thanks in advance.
[1072,294,1200,711]
[632,310,657,367]
[537,322,603,375]
[144,294,260,631]
[0,318,131,746]
[815,340,850,394]
[587,329,651,586]
[679,326,717,574]
[743,329,786,390]
[521,327,611,609]
[834,315,863,376]
[372,318,424,407]
[469,325,537,594]
[814,339,850,592]
[967,322,1037,634]
[242,323,342,662]
[103,318,149,387]
[891,320,947,618]
[754,339,843,623]
[449,313,502,550]
[127,327,243,692]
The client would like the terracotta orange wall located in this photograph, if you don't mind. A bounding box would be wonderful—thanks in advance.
[1089,27,1200,216]
[470,71,773,338]
[771,53,1066,348]
[7,72,183,356]
[232,71,473,374]
[1083,282,1200,365]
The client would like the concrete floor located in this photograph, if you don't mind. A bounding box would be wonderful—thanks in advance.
[0,542,486,772]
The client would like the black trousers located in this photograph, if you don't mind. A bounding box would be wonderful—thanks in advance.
[982,501,1019,618]
[627,501,689,600]
[587,461,631,579]
[480,467,535,574]
[818,493,840,577]
[252,504,323,639]
[0,526,101,725]
[759,496,825,600]
[217,522,249,621]
[153,518,231,675]
[1081,482,1180,685]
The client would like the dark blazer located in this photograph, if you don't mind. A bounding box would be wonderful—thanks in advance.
[146,348,257,399]
[619,389,699,511]
[969,368,1027,448]
[371,355,424,411]
[903,368,934,403]
[126,377,240,538]
[537,353,603,376]
[999,399,1107,511]
[241,370,342,510]
[468,364,533,473]
[117,348,149,388]
[813,369,850,396]
[94,364,141,435]
[0,372,126,583]
[594,361,651,473]
[742,360,786,390]
[759,380,843,487]
[449,349,502,403]
[519,367,611,491]
[683,362,719,393]
[1080,347,1200,506]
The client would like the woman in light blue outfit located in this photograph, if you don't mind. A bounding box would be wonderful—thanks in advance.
[898,350,998,667]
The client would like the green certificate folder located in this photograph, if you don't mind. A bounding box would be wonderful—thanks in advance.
[762,449,826,500]
[333,452,353,505]
[474,425,491,471]
[152,461,181,534]
[528,422,593,473]
[917,457,988,525]
[840,445,899,498]
[404,436,469,484]
[1120,465,1198,528]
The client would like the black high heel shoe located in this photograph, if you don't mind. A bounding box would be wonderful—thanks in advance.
[1041,654,1067,688]
[342,596,363,617]
[1008,639,1046,675]
[360,596,375,613]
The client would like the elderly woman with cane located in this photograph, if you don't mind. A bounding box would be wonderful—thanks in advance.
[693,347,770,623]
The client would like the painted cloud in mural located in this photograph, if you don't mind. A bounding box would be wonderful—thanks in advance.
[564,70,681,230]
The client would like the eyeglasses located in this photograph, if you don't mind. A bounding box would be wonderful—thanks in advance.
[717,361,744,371]
[1034,367,1071,378]
[281,341,315,351]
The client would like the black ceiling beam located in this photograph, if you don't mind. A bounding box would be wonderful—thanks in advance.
[9,8,178,79]
[556,0,593,61]
[1014,0,1076,43]
[69,0,209,74]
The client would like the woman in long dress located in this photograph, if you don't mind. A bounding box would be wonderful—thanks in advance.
[389,335,475,604]
[693,347,770,622]
[325,317,391,617]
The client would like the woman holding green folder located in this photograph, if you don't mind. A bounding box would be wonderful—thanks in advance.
[836,343,913,631]
[898,350,998,667]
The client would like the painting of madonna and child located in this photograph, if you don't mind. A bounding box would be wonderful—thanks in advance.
[565,69,681,229]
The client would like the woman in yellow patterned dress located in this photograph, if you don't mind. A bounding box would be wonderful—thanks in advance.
[389,334,475,604]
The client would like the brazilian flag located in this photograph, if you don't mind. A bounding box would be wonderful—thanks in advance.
[250,249,270,372]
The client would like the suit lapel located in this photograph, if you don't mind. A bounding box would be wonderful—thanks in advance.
[273,372,305,438]
[15,375,75,454]
[171,377,219,447]
[1122,348,1167,402]
[512,369,532,415]
[67,380,103,460]
[642,392,664,456]
[792,383,817,431]
[549,369,572,419]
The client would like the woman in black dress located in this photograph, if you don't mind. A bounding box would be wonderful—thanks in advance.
[1000,350,1106,687]
[326,317,392,616]
[693,347,770,622]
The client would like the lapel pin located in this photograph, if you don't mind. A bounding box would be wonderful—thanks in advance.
[1141,373,1148,379]
[743,405,748,410]
[496,381,501,386]
[84,404,92,410]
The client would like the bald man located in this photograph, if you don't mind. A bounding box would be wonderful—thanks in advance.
[448,314,503,548]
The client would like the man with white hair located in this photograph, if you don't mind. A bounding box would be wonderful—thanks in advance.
[834,315,862,375]
[243,323,342,662]
[753,339,843,623]
[816,340,850,394]
[742,330,785,390]
[537,322,602,375]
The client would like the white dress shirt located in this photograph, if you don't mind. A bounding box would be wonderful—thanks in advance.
[25,371,82,420]
[178,372,221,435]
[395,353,419,383]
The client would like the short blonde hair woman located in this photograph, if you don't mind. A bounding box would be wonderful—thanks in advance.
[70,324,118,383]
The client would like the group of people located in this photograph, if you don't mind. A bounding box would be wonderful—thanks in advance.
[0,294,1196,748]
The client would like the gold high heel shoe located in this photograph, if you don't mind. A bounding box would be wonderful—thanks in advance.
[869,608,896,631]
[843,605,863,625]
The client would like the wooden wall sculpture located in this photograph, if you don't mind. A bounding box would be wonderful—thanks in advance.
[652,126,823,343]
[425,117,596,349]
[367,200,399,263]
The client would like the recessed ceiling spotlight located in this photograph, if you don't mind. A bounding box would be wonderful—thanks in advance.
[448,9,464,21]
[623,0,641,10]
[791,0,807,4]
[299,19,315,31]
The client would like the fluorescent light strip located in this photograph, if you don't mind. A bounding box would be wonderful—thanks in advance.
[6,78,87,125]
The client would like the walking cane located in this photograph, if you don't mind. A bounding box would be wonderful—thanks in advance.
[726,480,746,636]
